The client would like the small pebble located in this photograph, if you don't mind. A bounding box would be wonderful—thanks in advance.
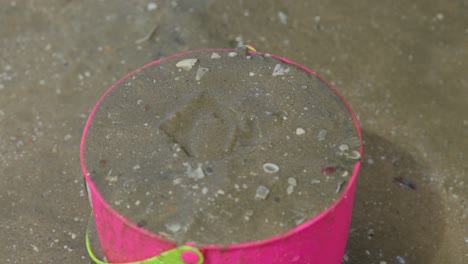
[286,185,294,195]
[338,144,349,152]
[316,129,327,141]
[249,72,255,76]
[64,134,72,141]
[228,52,238,57]
[295,127,306,135]
[395,256,406,264]
[255,185,270,200]
[288,177,297,186]
[32,245,39,252]
[147,2,158,11]
[321,166,337,175]
[272,64,290,76]
[311,179,321,184]
[132,164,141,170]
[176,58,198,70]
[184,163,205,179]
[202,187,208,195]
[195,67,209,81]
[278,11,287,25]
[173,178,182,185]
[343,254,349,262]
[335,180,346,194]
[211,52,221,59]
[263,163,280,173]
[165,222,181,233]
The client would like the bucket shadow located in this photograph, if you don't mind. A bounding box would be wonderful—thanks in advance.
[345,130,446,263]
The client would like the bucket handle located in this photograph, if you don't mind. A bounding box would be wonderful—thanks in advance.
[85,212,204,264]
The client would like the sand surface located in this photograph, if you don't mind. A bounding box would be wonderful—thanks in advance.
[0,0,466,263]
[84,50,360,244]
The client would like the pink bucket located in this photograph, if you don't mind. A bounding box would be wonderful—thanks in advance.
[80,48,363,264]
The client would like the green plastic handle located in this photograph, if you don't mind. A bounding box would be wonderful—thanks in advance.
[85,229,203,264]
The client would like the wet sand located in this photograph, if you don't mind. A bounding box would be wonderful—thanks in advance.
[0,0,466,263]
[84,50,360,244]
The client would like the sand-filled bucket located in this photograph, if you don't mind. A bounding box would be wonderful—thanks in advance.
[80,48,362,264]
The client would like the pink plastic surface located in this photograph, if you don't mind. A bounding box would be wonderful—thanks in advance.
[80,48,363,264]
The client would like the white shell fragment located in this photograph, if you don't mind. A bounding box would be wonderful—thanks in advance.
[228,52,238,57]
[196,67,209,81]
[184,163,205,179]
[347,150,361,160]
[147,2,158,11]
[272,64,290,76]
[338,144,349,152]
[263,163,280,173]
[173,178,183,185]
[335,181,346,194]
[165,222,181,233]
[255,185,270,200]
[176,58,198,70]
[288,177,297,186]
[286,185,294,195]
[211,52,221,59]
[311,179,321,184]
[278,11,288,25]
[395,256,406,264]
[296,128,306,135]
[316,129,327,141]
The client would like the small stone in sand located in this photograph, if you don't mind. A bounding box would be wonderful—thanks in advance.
[272,64,290,76]
[255,185,270,200]
[316,129,327,141]
[395,256,406,264]
[288,177,297,186]
[228,52,238,57]
[278,11,288,25]
[211,52,221,59]
[165,222,181,233]
[296,127,306,135]
[196,67,209,81]
[176,58,198,70]
[147,2,157,11]
[338,144,349,152]
[335,181,346,194]
[286,185,294,195]
[184,163,205,179]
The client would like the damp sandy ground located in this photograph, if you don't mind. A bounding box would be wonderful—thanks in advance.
[0,1,466,263]
[84,50,361,245]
